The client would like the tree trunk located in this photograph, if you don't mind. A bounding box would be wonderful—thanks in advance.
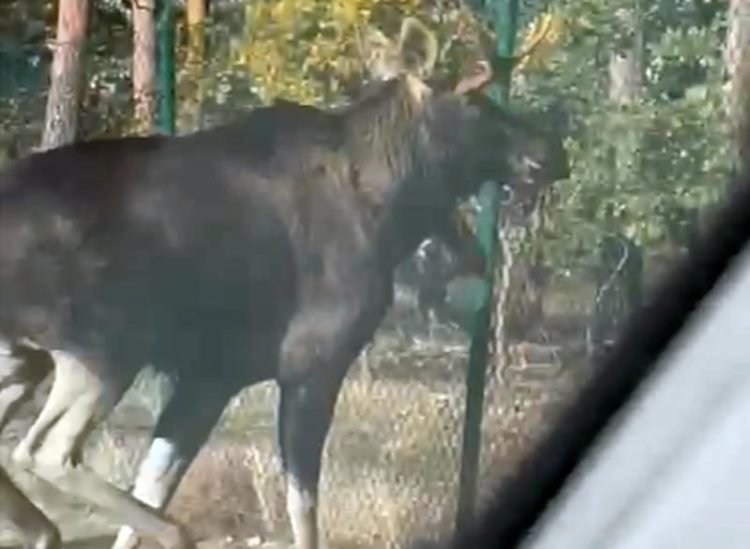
[608,14,643,106]
[186,0,206,25]
[608,6,643,183]
[587,2,645,359]
[132,0,157,133]
[725,0,750,170]
[39,0,89,151]
[180,0,207,132]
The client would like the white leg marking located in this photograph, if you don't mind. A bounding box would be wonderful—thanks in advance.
[131,437,181,507]
[287,477,319,549]
[111,526,137,549]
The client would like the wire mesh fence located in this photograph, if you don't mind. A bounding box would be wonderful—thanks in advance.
[0,0,739,548]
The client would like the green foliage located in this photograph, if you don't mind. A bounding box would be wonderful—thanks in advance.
[518,0,733,272]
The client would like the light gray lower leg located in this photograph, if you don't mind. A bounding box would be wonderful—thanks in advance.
[33,387,100,467]
[12,351,100,465]
[0,465,61,549]
[10,350,192,549]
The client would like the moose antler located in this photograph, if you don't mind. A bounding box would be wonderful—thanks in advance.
[481,11,555,74]
[510,11,556,64]
[453,11,555,94]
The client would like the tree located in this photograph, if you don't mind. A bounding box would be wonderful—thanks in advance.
[586,1,645,354]
[725,0,750,170]
[524,0,731,270]
[609,6,643,106]
[39,0,90,150]
[132,0,157,132]
[186,0,206,24]
[491,8,568,370]
[179,0,208,131]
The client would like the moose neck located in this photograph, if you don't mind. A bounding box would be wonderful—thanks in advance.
[340,78,476,270]
[341,77,429,207]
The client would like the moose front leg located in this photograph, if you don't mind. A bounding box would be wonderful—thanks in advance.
[110,375,236,549]
[276,296,388,549]
[11,350,103,467]
[277,380,341,549]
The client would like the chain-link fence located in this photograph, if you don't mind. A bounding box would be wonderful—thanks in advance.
[0,0,738,548]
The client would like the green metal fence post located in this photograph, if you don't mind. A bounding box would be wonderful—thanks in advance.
[455,0,520,538]
[157,0,176,135]
[490,0,519,105]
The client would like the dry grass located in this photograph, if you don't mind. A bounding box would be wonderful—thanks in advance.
[168,439,268,543]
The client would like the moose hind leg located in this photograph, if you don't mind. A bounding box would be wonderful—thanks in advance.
[11,350,98,467]
[0,465,61,549]
[12,352,191,549]
[33,383,100,468]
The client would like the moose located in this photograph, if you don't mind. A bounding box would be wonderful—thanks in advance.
[0,16,567,549]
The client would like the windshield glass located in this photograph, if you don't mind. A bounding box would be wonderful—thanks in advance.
[0,1,737,549]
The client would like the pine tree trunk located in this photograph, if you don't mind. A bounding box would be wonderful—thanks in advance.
[181,0,207,132]
[186,0,206,25]
[608,10,643,106]
[132,0,156,133]
[725,0,750,169]
[39,0,89,151]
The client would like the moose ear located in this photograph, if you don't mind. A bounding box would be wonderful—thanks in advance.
[359,25,400,81]
[396,17,438,79]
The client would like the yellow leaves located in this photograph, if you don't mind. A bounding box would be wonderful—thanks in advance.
[270,0,298,29]
[515,8,567,73]
[331,0,362,27]
[233,0,427,106]
[207,0,565,114]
